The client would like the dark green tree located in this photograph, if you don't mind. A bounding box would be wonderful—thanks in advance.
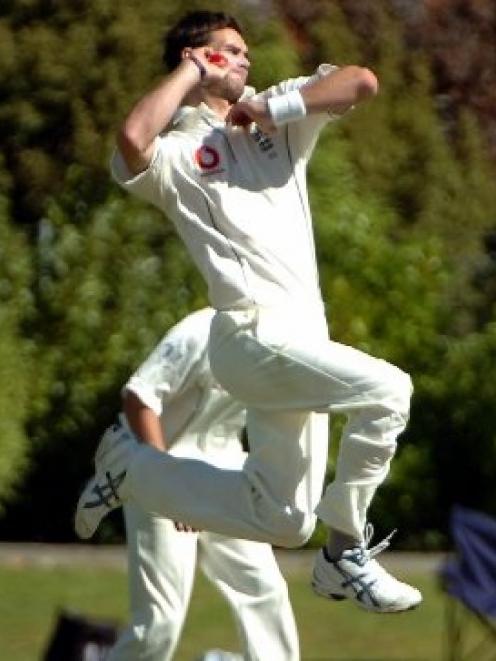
[0,198,32,510]
[0,0,180,224]
[0,180,206,540]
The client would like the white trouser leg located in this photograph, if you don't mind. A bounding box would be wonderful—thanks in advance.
[315,405,408,537]
[244,409,329,544]
[124,304,410,545]
[107,504,197,661]
[198,533,300,661]
[208,308,412,541]
[126,434,317,547]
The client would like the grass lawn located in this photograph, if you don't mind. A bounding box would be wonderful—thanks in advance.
[0,564,446,660]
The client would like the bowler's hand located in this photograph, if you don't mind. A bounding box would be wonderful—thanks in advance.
[185,48,229,87]
[174,521,200,533]
[227,99,275,133]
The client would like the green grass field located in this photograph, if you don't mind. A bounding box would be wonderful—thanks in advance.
[0,564,445,660]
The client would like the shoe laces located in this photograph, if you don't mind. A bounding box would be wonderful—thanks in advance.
[352,523,397,566]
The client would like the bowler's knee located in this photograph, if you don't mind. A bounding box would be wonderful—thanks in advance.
[398,369,413,397]
[396,370,413,417]
[380,365,413,418]
[271,512,316,548]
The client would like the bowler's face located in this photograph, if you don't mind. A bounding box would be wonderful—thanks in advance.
[207,28,250,101]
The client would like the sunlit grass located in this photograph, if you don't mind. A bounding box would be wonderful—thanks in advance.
[0,564,445,660]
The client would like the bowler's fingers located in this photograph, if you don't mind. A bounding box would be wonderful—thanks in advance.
[174,520,199,533]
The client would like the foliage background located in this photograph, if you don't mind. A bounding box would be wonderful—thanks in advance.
[0,0,495,547]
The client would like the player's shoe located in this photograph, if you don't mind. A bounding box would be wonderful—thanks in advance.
[311,525,422,613]
[75,421,136,540]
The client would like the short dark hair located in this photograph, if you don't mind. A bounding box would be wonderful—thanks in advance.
[163,10,243,71]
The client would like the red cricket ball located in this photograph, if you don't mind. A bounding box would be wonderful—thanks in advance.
[208,53,228,67]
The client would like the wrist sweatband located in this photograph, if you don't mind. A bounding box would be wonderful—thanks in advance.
[188,54,206,80]
[267,90,306,126]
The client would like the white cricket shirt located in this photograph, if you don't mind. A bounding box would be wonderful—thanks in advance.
[123,308,246,462]
[111,65,340,312]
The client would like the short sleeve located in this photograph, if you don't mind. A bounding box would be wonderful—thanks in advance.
[123,309,213,415]
[110,136,172,208]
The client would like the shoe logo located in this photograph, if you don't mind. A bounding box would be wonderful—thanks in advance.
[84,471,126,510]
[336,564,379,607]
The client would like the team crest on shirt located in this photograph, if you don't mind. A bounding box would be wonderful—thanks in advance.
[195,145,225,176]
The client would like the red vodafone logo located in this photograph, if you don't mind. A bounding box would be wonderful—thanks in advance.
[195,145,220,170]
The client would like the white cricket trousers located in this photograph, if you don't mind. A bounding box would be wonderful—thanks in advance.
[125,305,412,544]
[107,504,299,661]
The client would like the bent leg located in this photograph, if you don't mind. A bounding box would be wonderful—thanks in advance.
[244,409,329,545]
[107,504,197,661]
[199,532,299,661]
[315,371,411,539]
[120,306,410,547]
[126,447,310,547]
[209,308,413,541]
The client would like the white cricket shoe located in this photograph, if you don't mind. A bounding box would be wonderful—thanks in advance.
[312,525,422,613]
[74,421,136,539]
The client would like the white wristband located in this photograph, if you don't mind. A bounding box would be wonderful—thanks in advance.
[267,90,307,126]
